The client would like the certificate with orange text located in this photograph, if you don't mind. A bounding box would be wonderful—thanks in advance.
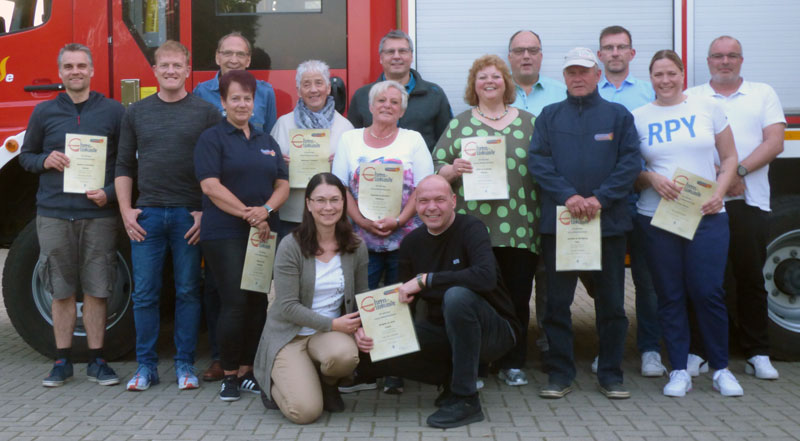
[555,206,602,271]
[357,162,403,221]
[240,229,278,294]
[460,136,509,201]
[63,134,107,193]
[355,283,419,362]
[288,129,330,188]
[651,168,717,240]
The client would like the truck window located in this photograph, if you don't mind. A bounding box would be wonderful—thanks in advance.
[217,0,321,14]
[122,0,179,65]
[0,0,50,34]
[192,1,345,72]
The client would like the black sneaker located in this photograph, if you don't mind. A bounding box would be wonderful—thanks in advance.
[238,371,261,394]
[539,382,573,399]
[599,382,630,399]
[321,381,346,412]
[338,373,377,393]
[219,375,241,402]
[382,376,404,394]
[43,359,73,387]
[87,358,120,386]
[434,384,456,408]
[426,394,484,428]
[260,390,279,410]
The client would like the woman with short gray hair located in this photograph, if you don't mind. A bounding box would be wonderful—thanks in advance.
[271,60,354,237]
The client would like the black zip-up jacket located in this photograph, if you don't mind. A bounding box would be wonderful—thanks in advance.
[528,88,641,236]
[19,91,125,219]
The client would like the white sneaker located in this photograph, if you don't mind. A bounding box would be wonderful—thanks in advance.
[476,379,485,390]
[745,355,779,380]
[713,368,744,397]
[498,368,528,386]
[591,355,598,374]
[641,351,667,377]
[686,353,708,377]
[663,370,692,397]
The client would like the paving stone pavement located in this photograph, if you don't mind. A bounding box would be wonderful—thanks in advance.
[1,248,799,440]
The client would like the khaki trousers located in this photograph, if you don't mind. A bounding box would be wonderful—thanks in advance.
[271,331,359,424]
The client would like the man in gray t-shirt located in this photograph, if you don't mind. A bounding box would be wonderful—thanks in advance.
[115,40,221,392]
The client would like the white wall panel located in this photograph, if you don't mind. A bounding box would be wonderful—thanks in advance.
[414,0,673,114]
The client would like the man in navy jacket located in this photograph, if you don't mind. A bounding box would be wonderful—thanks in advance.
[19,43,125,388]
[528,47,640,400]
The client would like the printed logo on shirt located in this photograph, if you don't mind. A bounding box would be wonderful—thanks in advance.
[594,132,614,141]
[647,115,696,146]
[260,148,276,156]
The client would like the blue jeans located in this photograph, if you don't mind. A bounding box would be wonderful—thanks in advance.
[628,217,661,354]
[541,234,628,387]
[637,213,730,370]
[131,206,202,368]
[367,250,400,289]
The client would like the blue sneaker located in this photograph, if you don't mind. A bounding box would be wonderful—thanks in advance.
[126,365,159,391]
[87,358,120,386]
[43,359,73,387]
[176,362,199,390]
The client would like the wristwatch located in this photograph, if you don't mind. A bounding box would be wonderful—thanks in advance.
[737,164,749,177]
[263,204,274,217]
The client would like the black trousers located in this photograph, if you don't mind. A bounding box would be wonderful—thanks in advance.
[492,247,538,369]
[202,238,268,371]
[360,287,515,396]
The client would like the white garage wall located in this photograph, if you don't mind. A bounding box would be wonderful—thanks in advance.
[692,0,800,112]
[413,0,673,115]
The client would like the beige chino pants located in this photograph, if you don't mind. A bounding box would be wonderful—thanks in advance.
[271,331,359,424]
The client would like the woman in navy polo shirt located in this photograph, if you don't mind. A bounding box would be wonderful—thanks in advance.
[195,70,289,402]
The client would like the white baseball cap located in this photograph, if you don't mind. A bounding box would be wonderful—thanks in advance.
[563,47,598,69]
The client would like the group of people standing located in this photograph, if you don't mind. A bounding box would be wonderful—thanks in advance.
[20,23,785,430]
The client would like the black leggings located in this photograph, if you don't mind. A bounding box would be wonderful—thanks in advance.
[202,238,268,371]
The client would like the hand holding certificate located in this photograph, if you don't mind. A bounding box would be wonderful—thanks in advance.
[63,134,107,193]
[460,136,509,201]
[651,168,717,240]
[288,129,331,188]
[355,283,420,362]
[555,205,602,271]
[240,228,278,294]
[357,162,403,221]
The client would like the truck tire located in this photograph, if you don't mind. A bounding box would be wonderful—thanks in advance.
[2,220,135,362]
[764,195,800,361]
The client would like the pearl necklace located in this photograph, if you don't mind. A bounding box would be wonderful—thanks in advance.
[475,105,508,121]
[368,127,397,139]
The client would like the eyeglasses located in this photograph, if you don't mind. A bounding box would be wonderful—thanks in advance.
[381,48,412,56]
[218,50,249,58]
[310,197,343,206]
[600,44,631,52]
[709,52,742,60]
[510,47,541,56]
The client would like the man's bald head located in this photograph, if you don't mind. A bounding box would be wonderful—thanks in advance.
[415,174,457,234]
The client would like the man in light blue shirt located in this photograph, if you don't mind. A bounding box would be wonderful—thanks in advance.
[597,26,654,110]
[596,25,663,379]
[193,32,277,134]
[507,30,566,116]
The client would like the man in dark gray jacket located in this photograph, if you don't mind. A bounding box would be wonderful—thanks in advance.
[19,43,125,388]
[347,30,451,152]
[528,47,640,400]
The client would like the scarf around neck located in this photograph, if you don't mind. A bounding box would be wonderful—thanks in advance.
[294,95,336,129]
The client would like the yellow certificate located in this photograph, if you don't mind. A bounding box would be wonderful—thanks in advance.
[288,128,331,188]
[460,136,509,201]
[357,162,403,221]
[555,206,602,271]
[355,283,420,362]
[240,229,278,294]
[651,168,717,240]
[63,134,107,193]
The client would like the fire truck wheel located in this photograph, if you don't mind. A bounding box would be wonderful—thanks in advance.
[2,220,136,362]
[765,195,800,361]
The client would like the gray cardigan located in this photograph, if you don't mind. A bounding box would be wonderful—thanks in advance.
[253,234,369,399]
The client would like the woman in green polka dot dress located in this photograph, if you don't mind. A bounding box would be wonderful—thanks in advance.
[432,54,540,387]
